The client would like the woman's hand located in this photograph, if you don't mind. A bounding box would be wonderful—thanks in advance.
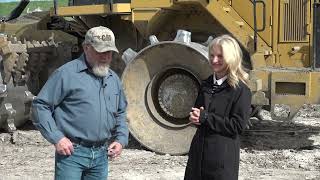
[189,107,204,125]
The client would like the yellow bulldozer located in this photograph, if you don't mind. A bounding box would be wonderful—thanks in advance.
[0,0,319,155]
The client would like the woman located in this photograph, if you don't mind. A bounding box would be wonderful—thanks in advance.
[184,35,252,180]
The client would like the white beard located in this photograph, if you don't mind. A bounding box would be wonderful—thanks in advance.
[92,64,110,77]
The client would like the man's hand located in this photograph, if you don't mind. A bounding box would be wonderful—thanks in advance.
[54,137,74,156]
[189,107,204,125]
[108,141,123,159]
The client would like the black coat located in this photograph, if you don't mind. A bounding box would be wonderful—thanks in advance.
[184,75,252,180]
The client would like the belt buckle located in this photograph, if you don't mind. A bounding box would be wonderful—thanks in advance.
[86,140,105,148]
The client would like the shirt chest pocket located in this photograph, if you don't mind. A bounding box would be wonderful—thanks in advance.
[106,93,119,113]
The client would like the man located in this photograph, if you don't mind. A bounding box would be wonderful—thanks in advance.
[32,26,128,180]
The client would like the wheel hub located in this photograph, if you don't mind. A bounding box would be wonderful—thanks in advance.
[157,71,199,119]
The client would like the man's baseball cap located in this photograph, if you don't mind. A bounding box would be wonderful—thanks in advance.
[85,26,119,53]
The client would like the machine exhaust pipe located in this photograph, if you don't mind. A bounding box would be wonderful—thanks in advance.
[5,0,30,22]
[313,0,320,69]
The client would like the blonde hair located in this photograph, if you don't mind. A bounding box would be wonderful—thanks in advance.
[208,34,249,88]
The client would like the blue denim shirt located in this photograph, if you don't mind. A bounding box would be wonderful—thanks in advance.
[32,54,128,147]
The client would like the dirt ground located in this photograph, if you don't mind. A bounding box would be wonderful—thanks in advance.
[1,105,320,180]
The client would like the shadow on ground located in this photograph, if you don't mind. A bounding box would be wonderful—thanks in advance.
[241,117,320,151]
[0,120,36,132]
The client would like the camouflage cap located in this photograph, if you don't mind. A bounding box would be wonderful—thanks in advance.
[85,26,119,53]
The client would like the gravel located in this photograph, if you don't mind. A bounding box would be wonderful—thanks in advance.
[0,104,320,180]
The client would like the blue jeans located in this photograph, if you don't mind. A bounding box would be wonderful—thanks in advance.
[55,144,108,180]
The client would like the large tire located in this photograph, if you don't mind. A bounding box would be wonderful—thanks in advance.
[122,30,212,155]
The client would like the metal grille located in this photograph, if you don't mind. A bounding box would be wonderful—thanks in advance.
[282,0,307,41]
